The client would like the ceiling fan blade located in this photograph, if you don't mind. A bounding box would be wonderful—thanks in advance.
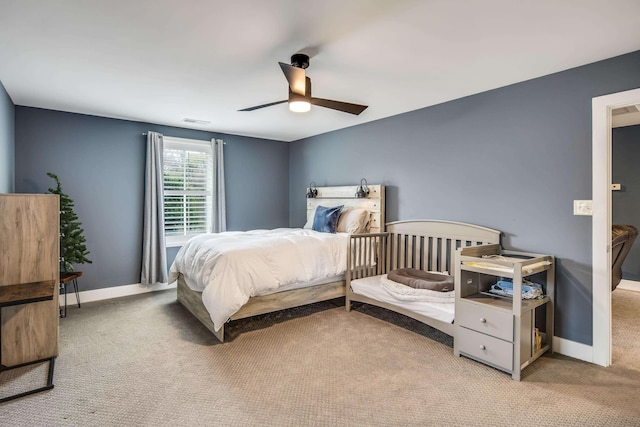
[310,98,368,115]
[238,100,287,112]
[279,62,306,95]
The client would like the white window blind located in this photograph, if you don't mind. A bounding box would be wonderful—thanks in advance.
[163,137,213,246]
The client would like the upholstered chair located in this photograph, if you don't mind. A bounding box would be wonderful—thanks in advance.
[611,224,638,291]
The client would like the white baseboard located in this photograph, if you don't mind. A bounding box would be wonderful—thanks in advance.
[552,336,593,363]
[617,279,640,292]
[59,281,176,307]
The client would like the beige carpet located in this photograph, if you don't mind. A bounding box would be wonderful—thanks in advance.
[1,288,639,426]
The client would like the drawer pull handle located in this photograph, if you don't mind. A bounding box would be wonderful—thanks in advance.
[479,318,487,323]
[479,345,486,350]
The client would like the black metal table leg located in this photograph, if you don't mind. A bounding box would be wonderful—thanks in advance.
[72,278,81,308]
[0,357,56,404]
[59,282,67,318]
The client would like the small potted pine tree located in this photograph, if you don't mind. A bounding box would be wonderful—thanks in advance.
[47,173,92,272]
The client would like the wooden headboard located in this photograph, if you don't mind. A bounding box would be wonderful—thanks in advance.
[307,185,385,233]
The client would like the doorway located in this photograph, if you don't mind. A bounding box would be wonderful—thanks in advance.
[592,87,640,367]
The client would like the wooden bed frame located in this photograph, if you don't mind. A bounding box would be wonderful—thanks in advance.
[346,220,501,336]
[176,184,385,342]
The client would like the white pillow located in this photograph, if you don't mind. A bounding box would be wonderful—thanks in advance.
[336,208,370,234]
[303,207,317,229]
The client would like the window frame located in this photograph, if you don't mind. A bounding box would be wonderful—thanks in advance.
[162,136,213,247]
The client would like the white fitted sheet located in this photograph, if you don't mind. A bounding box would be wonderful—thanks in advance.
[350,275,455,324]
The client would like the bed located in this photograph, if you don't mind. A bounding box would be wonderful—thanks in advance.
[346,220,501,335]
[170,184,385,342]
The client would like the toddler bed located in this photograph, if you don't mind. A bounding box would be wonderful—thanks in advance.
[346,220,501,336]
[170,184,384,342]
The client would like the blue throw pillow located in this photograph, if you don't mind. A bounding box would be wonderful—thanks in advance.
[312,205,344,233]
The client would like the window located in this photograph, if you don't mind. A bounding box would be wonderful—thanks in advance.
[163,137,213,246]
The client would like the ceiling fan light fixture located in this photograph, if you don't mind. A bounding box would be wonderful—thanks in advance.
[239,53,368,115]
[289,100,311,113]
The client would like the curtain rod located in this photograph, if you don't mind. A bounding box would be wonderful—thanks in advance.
[142,132,226,144]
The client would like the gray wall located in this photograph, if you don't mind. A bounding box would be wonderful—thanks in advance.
[15,107,289,291]
[0,81,14,193]
[613,125,640,281]
[289,50,640,345]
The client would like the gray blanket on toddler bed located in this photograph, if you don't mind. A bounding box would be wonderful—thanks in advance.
[387,268,454,292]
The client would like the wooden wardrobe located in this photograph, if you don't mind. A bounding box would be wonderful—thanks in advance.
[0,194,59,401]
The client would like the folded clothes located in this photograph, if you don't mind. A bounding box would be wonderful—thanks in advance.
[489,280,544,299]
[387,268,454,291]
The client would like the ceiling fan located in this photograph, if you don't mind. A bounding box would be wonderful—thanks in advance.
[239,53,368,115]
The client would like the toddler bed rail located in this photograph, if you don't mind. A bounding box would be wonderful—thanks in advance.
[346,220,501,335]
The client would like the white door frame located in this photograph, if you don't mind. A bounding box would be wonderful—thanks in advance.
[592,87,640,367]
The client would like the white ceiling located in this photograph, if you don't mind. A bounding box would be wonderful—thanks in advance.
[1,0,640,142]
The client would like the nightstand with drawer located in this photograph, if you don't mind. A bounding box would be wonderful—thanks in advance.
[453,244,554,381]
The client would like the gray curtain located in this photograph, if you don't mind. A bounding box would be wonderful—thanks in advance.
[212,138,227,233]
[141,131,168,284]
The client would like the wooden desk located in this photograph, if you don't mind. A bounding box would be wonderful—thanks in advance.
[0,280,57,403]
[1,194,59,404]
[0,280,56,307]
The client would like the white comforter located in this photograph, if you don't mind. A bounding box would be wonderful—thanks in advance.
[168,228,349,331]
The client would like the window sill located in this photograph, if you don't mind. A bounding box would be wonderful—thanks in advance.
[165,233,208,248]
[165,241,185,248]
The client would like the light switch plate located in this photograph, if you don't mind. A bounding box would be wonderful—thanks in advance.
[574,200,593,216]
